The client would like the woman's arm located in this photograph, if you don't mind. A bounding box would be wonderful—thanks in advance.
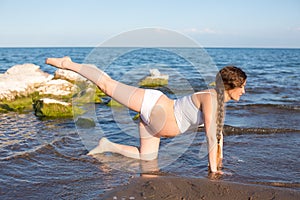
[201,93,223,174]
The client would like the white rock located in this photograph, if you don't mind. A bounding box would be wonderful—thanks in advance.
[4,63,41,75]
[0,64,53,101]
[40,98,70,106]
[150,68,161,77]
[54,69,88,83]
[149,68,169,79]
[139,68,169,87]
[37,79,79,96]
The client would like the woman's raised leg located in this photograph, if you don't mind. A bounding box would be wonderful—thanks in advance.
[46,57,145,112]
[46,57,161,160]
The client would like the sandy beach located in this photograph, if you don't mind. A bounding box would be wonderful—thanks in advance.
[102,176,300,200]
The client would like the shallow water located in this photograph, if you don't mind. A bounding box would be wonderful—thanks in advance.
[0,47,299,199]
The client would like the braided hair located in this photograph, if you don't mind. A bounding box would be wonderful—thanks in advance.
[215,66,247,143]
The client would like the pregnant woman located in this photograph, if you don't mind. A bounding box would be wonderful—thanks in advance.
[46,56,247,174]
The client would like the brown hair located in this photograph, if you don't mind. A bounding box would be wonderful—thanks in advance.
[215,66,247,142]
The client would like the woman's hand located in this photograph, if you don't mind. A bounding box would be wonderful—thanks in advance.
[208,170,224,180]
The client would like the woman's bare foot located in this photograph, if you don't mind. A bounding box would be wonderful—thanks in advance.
[45,56,72,69]
[87,137,111,156]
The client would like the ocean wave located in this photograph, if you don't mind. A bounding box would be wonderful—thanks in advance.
[0,137,92,163]
[198,125,300,135]
[223,125,300,135]
[0,142,54,161]
[227,103,300,111]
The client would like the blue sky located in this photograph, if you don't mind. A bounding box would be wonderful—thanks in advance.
[0,0,299,48]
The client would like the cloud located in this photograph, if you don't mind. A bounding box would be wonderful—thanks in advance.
[183,28,218,34]
[100,28,199,47]
[287,27,300,32]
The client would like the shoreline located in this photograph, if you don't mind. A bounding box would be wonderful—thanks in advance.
[102,176,300,200]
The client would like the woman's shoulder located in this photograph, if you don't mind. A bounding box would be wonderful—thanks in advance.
[192,89,217,109]
[194,89,216,96]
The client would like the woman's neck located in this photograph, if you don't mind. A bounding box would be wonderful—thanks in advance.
[224,90,231,102]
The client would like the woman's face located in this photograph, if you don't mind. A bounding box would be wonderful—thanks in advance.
[228,80,246,101]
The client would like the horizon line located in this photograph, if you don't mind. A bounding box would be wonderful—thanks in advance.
[0,46,299,49]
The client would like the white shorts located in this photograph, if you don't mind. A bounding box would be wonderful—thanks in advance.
[140,89,163,125]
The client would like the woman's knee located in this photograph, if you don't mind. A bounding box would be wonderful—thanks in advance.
[140,151,158,161]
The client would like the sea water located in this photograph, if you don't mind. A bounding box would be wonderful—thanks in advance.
[0,47,299,199]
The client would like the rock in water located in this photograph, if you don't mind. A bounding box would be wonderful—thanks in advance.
[0,64,53,101]
[36,79,79,99]
[54,69,88,83]
[75,117,96,128]
[33,98,84,118]
[139,69,168,87]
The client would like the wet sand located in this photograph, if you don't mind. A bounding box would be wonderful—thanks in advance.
[102,176,300,200]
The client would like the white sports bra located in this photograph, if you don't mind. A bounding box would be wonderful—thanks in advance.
[174,92,210,133]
